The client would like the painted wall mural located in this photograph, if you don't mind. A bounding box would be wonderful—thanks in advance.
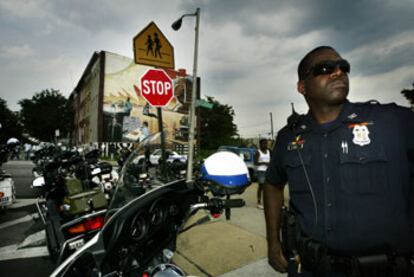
[102,52,193,145]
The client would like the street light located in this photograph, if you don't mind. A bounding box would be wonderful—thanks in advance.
[172,8,200,182]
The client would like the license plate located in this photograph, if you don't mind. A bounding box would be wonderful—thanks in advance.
[0,196,9,203]
[68,238,85,250]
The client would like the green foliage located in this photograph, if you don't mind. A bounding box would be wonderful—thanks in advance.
[401,83,414,107]
[197,148,216,160]
[0,98,23,144]
[199,96,238,150]
[19,89,72,142]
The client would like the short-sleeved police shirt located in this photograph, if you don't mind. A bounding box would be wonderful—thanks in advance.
[266,100,414,254]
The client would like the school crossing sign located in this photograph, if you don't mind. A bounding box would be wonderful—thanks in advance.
[133,22,175,69]
[140,69,174,107]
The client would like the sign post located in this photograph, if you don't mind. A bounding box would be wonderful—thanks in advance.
[140,69,174,179]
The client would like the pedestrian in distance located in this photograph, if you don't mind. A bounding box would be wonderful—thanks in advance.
[24,142,32,160]
[264,46,414,276]
[109,143,116,161]
[255,138,270,210]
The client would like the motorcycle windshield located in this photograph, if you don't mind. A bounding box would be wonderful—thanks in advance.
[107,132,171,214]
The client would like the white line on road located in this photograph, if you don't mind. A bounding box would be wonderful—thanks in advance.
[0,213,37,230]
[19,230,45,248]
[9,198,38,209]
[0,230,47,261]
[0,244,48,261]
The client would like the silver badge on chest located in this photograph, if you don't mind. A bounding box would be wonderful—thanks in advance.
[352,124,371,146]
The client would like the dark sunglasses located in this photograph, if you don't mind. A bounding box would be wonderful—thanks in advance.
[305,59,350,78]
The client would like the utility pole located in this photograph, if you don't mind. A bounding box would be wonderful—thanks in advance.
[269,112,274,139]
[172,8,200,182]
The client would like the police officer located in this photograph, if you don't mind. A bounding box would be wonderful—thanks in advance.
[264,46,414,276]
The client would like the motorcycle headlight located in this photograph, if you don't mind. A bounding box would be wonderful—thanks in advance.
[104,182,113,191]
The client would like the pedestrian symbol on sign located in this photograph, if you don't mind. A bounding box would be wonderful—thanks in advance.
[133,22,174,69]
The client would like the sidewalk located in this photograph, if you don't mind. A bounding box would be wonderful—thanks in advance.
[174,183,288,277]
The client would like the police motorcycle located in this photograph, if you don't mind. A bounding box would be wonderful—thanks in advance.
[32,147,117,264]
[31,143,61,178]
[154,155,188,182]
[0,144,16,209]
[50,132,251,277]
[33,145,119,199]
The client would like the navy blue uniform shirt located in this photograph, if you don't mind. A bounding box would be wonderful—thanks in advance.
[266,100,414,254]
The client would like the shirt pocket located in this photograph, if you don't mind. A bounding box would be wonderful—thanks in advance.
[283,152,312,194]
[339,145,388,194]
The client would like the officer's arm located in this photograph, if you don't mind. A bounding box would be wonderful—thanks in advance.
[264,181,288,272]
[264,181,285,247]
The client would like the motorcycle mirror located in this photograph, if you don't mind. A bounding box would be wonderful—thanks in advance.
[32,176,45,188]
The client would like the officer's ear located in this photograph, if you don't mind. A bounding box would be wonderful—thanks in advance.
[297,80,306,96]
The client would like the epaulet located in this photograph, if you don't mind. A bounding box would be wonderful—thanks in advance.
[354,99,380,106]
[354,101,404,114]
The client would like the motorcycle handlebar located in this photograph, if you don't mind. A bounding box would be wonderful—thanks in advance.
[190,198,245,213]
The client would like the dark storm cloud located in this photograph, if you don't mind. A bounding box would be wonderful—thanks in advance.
[350,40,414,76]
[180,0,414,77]
[46,1,127,33]
[1,0,413,136]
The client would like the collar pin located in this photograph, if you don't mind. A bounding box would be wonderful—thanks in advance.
[348,113,357,119]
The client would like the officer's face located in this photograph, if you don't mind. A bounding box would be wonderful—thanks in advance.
[297,49,349,106]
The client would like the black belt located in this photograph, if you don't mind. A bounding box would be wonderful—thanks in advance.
[328,253,414,277]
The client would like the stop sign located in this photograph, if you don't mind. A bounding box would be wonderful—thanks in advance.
[140,69,174,107]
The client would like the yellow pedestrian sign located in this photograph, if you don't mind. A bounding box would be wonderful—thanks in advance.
[133,22,175,69]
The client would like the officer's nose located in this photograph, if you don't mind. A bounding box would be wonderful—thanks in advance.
[330,65,346,78]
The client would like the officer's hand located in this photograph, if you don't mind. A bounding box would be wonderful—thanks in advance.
[268,242,288,273]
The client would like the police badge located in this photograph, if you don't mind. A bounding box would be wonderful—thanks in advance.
[350,123,371,146]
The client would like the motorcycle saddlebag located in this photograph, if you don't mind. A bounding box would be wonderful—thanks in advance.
[64,188,107,215]
[64,177,83,195]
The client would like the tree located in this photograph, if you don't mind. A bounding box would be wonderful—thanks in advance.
[19,89,72,142]
[199,96,238,150]
[0,98,23,144]
[401,83,414,108]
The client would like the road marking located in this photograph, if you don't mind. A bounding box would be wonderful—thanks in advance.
[9,198,38,209]
[19,230,45,248]
[0,230,46,261]
[0,244,48,261]
[0,213,37,230]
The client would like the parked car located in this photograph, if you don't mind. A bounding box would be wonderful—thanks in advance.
[148,149,187,165]
[217,146,257,181]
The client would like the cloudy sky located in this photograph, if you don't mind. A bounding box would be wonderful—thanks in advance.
[1,0,413,138]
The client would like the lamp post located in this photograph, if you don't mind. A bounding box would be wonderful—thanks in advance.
[172,8,200,182]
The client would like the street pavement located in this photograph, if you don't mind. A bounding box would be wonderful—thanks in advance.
[0,160,287,276]
[0,160,55,276]
[174,182,287,277]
